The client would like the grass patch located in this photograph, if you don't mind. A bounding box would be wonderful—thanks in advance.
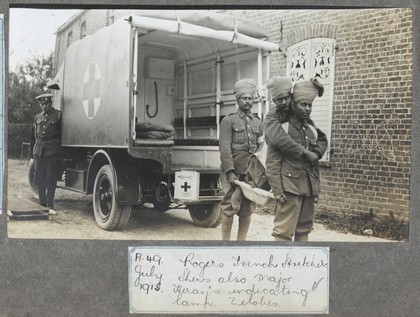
[315,208,409,241]
[256,201,409,241]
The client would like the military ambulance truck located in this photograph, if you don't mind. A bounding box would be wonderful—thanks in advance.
[28,10,279,231]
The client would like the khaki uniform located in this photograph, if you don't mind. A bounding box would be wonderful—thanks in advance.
[219,108,263,216]
[264,106,326,165]
[264,107,328,196]
[265,114,328,241]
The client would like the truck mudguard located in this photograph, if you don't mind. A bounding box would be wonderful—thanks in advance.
[86,149,142,205]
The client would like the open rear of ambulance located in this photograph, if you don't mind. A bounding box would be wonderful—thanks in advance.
[127,10,279,224]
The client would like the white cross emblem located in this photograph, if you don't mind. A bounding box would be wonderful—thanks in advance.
[82,62,101,119]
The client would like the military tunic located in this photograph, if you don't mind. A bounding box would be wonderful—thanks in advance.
[265,116,328,241]
[264,106,328,197]
[264,106,326,161]
[33,108,61,157]
[220,108,264,174]
[219,108,264,217]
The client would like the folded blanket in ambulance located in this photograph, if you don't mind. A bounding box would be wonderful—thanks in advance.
[136,122,176,139]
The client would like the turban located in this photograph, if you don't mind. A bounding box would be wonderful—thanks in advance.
[292,78,324,104]
[234,78,258,99]
[266,76,292,99]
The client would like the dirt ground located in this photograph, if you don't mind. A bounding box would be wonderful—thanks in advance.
[6,159,390,242]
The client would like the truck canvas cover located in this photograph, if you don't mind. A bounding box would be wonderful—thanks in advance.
[49,10,279,148]
[129,10,280,52]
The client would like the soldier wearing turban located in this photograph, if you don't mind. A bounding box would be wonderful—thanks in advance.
[219,78,264,241]
[264,78,328,241]
[266,76,293,115]
[264,77,323,201]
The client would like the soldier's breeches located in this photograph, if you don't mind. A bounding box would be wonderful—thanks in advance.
[219,172,255,241]
[219,173,255,217]
[272,192,315,241]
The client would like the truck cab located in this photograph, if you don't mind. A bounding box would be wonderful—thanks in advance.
[29,10,279,231]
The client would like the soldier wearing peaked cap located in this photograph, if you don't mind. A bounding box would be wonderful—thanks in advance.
[31,93,62,214]
[219,78,264,241]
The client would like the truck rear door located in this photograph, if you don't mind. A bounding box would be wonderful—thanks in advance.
[62,20,132,148]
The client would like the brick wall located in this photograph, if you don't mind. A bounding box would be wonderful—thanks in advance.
[223,9,412,218]
[54,10,132,72]
[53,9,413,218]
[54,10,108,72]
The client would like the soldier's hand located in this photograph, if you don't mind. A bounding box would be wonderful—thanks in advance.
[274,193,287,204]
[226,171,238,185]
[303,149,319,163]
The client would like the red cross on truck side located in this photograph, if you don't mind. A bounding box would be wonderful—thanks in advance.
[82,62,101,119]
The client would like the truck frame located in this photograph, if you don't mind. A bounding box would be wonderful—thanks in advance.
[28,10,279,230]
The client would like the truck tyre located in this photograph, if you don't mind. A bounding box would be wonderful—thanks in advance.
[27,159,39,199]
[93,165,132,231]
[189,204,222,228]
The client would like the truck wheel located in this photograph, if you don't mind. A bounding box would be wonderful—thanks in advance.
[93,165,132,231]
[189,204,222,228]
[27,159,39,199]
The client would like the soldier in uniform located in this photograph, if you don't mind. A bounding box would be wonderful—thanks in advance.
[219,78,264,241]
[265,79,328,241]
[32,93,62,213]
[264,76,326,203]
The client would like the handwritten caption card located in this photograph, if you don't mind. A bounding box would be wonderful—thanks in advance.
[128,246,329,314]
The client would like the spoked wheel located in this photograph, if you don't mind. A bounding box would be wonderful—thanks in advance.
[189,204,222,228]
[93,165,132,231]
[27,159,39,199]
